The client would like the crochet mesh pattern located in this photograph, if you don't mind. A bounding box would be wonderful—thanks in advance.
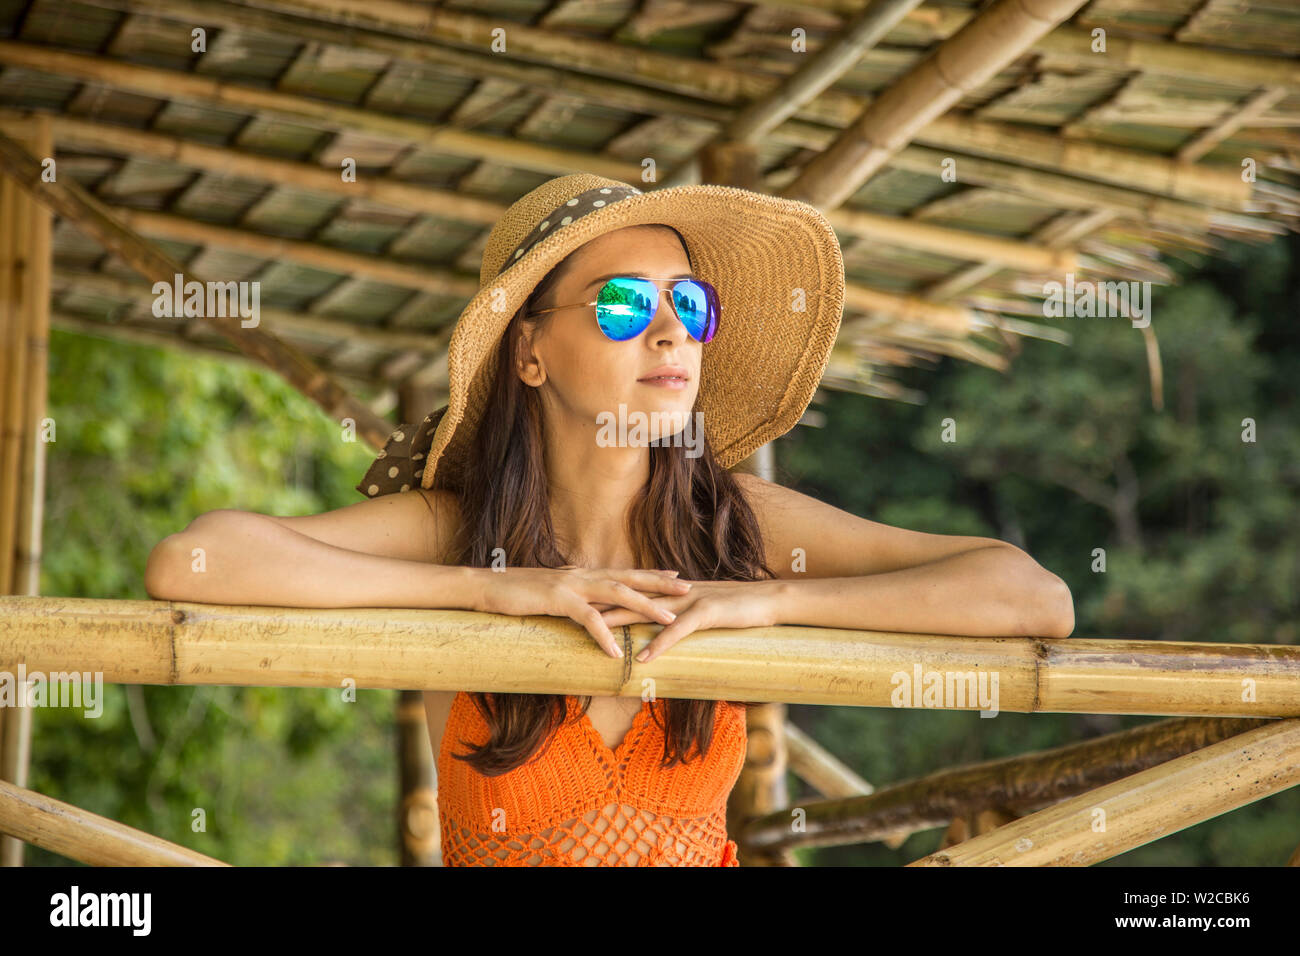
[437,693,745,867]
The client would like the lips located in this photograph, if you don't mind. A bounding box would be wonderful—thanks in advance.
[638,365,689,383]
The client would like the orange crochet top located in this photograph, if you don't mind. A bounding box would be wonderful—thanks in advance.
[437,692,747,866]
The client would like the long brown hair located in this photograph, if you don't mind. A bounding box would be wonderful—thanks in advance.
[438,225,775,776]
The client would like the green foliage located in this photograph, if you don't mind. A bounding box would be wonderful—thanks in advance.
[31,333,399,865]
[778,233,1300,866]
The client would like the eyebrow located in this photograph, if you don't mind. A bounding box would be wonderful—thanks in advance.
[581,272,696,291]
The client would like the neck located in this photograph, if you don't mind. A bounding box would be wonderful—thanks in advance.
[542,419,650,569]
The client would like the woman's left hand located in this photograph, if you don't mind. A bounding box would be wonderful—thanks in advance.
[594,579,785,663]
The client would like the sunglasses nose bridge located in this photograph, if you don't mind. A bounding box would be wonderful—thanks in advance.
[659,284,702,342]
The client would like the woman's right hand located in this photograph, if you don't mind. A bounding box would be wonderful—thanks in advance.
[475,566,691,658]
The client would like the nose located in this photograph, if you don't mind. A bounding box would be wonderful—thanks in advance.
[647,286,689,345]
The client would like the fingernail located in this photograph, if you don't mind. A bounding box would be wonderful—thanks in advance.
[613,645,623,658]
[663,611,677,621]
[635,650,648,662]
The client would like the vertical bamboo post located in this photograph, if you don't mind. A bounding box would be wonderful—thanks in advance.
[0,115,51,867]
[395,382,440,866]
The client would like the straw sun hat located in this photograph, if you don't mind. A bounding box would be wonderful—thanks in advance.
[355,172,845,498]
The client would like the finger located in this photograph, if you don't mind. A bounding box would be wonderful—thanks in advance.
[635,607,703,663]
[613,569,693,594]
[599,606,650,628]
[598,581,678,626]
[567,595,622,658]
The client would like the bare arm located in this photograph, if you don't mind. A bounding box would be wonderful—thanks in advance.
[144,489,483,610]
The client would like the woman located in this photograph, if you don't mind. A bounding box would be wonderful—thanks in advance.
[146,174,1073,866]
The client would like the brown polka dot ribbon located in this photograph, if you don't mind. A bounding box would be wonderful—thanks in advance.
[495,184,643,278]
[355,406,449,498]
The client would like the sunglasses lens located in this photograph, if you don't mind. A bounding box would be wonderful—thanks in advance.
[672,280,717,343]
[594,277,719,343]
[595,277,658,341]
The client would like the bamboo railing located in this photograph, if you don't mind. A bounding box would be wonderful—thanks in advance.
[3,596,1298,716]
[910,718,1300,865]
[0,780,227,867]
[2,594,1297,866]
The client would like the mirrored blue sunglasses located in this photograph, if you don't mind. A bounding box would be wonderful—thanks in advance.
[527,276,720,343]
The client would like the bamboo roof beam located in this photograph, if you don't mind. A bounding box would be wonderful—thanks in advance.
[747,0,1300,89]
[32,113,507,226]
[840,286,973,336]
[211,0,1300,96]
[741,715,1275,852]
[888,146,1263,232]
[19,111,1081,277]
[101,202,977,333]
[909,718,1300,866]
[920,116,1251,209]
[0,40,636,183]
[926,208,1116,301]
[779,0,1106,209]
[0,129,397,451]
[214,0,766,104]
[52,269,456,355]
[0,35,1257,212]
[0,779,228,866]
[111,206,480,299]
[4,596,1299,717]
[826,207,1077,273]
[80,0,750,123]
[1177,86,1291,163]
[1033,24,1300,90]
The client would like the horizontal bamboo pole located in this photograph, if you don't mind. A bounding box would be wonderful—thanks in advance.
[2,597,1298,717]
[919,115,1251,210]
[11,110,1082,280]
[102,202,971,333]
[0,779,228,866]
[40,112,506,226]
[742,715,1273,851]
[825,206,1076,273]
[0,34,1254,213]
[909,717,1300,865]
[746,1,1300,90]
[0,39,635,183]
[113,206,480,299]
[52,268,454,355]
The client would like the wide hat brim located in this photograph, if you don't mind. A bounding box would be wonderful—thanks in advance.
[356,175,845,500]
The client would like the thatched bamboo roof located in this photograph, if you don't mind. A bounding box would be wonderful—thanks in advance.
[2,0,1297,411]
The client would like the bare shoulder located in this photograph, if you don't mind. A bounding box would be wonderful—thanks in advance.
[729,470,807,532]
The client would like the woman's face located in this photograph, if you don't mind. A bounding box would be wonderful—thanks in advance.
[516,224,703,449]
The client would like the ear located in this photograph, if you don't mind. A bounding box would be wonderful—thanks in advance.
[515,326,546,387]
